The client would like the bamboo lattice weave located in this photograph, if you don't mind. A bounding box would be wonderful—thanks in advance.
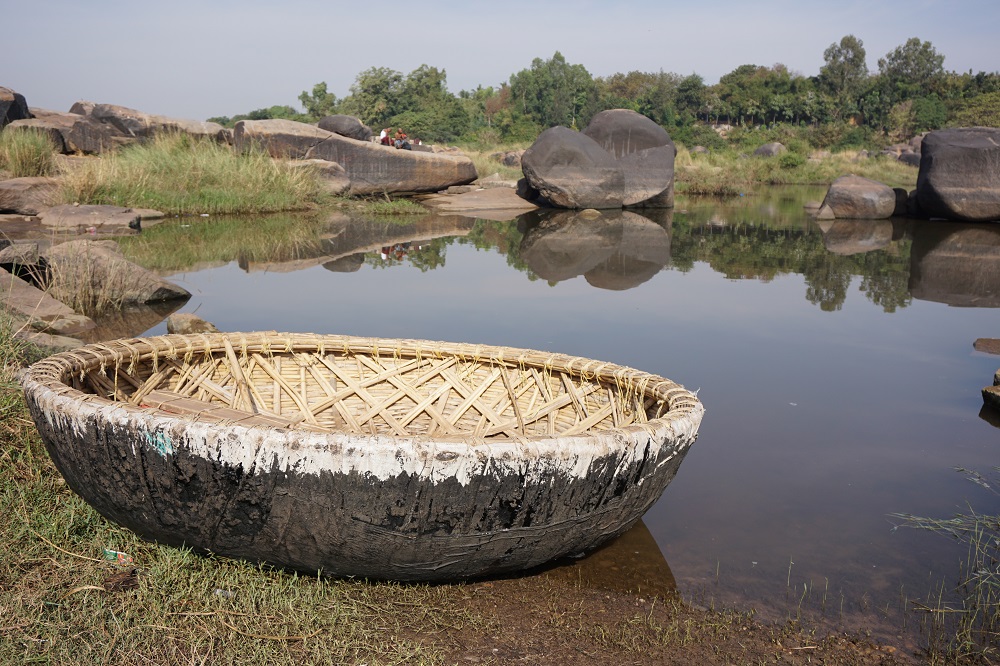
[48,333,699,440]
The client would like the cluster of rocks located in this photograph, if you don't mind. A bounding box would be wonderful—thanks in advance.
[0,238,190,350]
[881,134,924,166]
[815,127,1000,224]
[0,86,478,200]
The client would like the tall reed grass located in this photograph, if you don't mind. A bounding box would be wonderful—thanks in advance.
[60,133,325,215]
[0,128,58,178]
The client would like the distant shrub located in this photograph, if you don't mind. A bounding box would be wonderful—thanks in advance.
[778,151,806,169]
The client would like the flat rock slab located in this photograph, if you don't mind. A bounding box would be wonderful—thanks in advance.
[0,267,96,335]
[420,188,539,221]
[974,338,1000,355]
[0,177,61,215]
[234,119,478,195]
[37,205,165,230]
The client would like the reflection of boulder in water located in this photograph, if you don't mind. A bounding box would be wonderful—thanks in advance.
[539,520,676,598]
[520,209,671,290]
[910,221,1000,307]
[322,254,365,273]
[520,210,620,282]
[586,211,673,290]
[820,220,893,255]
[76,298,189,343]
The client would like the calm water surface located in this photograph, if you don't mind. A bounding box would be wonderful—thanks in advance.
[126,187,1000,648]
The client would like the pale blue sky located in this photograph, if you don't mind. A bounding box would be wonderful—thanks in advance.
[4,0,998,121]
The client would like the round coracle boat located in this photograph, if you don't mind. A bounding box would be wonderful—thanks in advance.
[19,332,704,581]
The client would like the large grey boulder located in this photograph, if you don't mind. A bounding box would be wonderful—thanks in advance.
[521,110,675,209]
[0,86,31,129]
[521,127,623,209]
[233,118,332,159]
[317,115,372,142]
[306,132,477,195]
[235,119,477,195]
[820,175,897,219]
[582,109,676,207]
[916,127,1000,223]
[43,240,190,307]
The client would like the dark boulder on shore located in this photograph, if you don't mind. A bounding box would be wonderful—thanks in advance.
[522,127,625,209]
[582,109,676,208]
[317,115,372,142]
[1,86,32,129]
[820,175,897,220]
[521,109,675,209]
[916,127,1000,223]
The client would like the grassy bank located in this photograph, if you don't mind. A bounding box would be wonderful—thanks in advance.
[675,147,919,197]
[59,133,326,216]
[0,321,909,665]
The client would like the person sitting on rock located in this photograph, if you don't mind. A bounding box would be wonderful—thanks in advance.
[380,128,393,146]
[393,129,411,150]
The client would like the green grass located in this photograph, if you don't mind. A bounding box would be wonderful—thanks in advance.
[60,133,326,216]
[0,128,58,178]
[674,145,919,196]
[352,197,428,216]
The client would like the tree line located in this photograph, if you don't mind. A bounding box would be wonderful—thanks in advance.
[208,36,1000,149]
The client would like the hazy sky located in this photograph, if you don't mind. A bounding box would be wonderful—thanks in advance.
[5,0,999,122]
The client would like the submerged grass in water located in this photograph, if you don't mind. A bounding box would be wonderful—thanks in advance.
[892,466,1000,662]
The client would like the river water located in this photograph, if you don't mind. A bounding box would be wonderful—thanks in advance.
[119,186,1000,650]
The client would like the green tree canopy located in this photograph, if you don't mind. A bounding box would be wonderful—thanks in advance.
[819,35,868,118]
[878,37,946,102]
[508,52,598,129]
[298,82,339,120]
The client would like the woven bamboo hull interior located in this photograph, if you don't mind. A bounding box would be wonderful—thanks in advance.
[20,332,704,580]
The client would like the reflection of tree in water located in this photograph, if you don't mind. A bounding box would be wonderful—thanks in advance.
[855,251,912,313]
[363,221,532,276]
[365,237,452,272]
[670,218,912,312]
[803,256,853,311]
[355,214,912,312]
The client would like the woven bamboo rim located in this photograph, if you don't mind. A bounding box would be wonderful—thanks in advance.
[24,332,702,441]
